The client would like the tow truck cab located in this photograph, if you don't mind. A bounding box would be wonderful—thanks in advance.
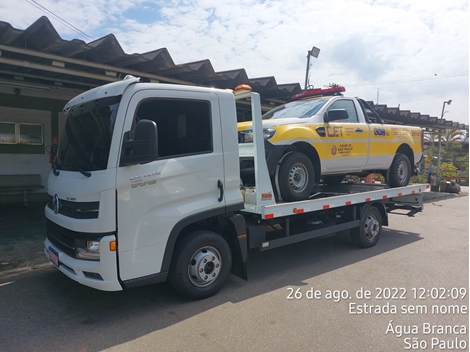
[45,76,245,292]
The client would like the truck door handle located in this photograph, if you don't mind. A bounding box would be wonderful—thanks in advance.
[355,128,363,133]
[217,179,224,202]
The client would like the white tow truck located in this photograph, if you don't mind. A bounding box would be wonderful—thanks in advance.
[44,76,429,299]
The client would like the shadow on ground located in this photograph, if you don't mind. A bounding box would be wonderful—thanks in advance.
[422,188,468,203]
[0,201,48,273]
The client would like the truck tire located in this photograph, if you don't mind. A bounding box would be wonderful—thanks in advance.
[351,205,382,248]
[323,175,344,186]
[278,152,315,201]
[169,230,232,300]
[388,153,411,187]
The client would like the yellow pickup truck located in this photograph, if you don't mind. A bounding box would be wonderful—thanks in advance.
[238,88,423,201]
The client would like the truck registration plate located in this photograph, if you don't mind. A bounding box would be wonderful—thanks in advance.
[48,246,59,267]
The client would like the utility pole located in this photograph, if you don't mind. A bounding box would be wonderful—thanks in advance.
[304,46,320,90]
[437,99,452,181]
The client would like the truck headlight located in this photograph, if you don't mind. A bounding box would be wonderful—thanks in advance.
[75,240,100,261]
[239,128,276,143]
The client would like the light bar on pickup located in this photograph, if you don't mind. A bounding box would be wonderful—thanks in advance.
[292,86,346,101]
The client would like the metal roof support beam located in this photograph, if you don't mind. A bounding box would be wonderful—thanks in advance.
[0,69,94,88]
[0,44,195,86]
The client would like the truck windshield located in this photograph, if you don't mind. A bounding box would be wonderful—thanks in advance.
[56,96,121,172]
[262,98,329,120]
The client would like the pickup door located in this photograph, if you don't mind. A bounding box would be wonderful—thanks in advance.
[319,98,370,172]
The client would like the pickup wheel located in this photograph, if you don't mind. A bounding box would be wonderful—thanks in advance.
[388,153,411,187]
[323,175,344,186]
[278,152,315,201]
[169,231,232,300]
[351,205,382,248]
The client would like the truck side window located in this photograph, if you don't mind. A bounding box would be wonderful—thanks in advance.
[327,100,359,123]
[133,99,212,158]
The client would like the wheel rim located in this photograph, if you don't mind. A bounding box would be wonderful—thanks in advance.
[188,246,222,287]
[364,214,380,240]
[288,163,309,193]
[396,160,409,184]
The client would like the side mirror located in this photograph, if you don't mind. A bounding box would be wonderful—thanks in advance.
[324,109,349,123]
[120,120,158,166]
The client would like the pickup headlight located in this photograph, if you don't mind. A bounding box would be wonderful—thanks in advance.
[75,239,100,261]
[239,128,276,143]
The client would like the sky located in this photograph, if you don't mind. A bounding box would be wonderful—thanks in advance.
[2,0,469,125]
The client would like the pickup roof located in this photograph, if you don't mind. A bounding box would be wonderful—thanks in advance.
[238,92,423,201]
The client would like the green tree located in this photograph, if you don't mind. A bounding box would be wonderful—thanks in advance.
[440,162,459,178]
[455,155,469,175]
[426,129,467,163]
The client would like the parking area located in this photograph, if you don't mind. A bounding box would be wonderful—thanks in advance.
[0,188,468,351]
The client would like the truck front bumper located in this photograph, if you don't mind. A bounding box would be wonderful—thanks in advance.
[44,236,122,291]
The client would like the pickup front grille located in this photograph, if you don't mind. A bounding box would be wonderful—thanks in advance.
[47,195,99,219]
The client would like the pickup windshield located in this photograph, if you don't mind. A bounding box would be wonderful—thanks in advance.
[262,98,329,120]
[56,96,121,172]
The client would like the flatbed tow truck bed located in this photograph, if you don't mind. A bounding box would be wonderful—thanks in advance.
[241,182,429,251]
[242,182,429,219]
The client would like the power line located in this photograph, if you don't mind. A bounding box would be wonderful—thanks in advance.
[345,72,469,87]
[25,0,95,42]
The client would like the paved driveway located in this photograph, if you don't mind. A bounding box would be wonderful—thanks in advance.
[0,188,468,351]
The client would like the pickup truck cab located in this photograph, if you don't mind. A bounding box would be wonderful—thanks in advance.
[238,88,423,201]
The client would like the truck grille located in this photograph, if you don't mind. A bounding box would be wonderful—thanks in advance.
[47,195,99,219]
[46,219,80,257]
[46,219,109,258]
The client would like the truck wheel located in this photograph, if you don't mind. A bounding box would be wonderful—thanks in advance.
[323,175,344,186]
[388,153,411,187]
[351,206,382,248]
[278,152,315,201]
[169,230,232,300]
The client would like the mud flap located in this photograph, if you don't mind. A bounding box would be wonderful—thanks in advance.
[225,213,248,280]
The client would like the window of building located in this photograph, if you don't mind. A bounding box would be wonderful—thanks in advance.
[133,99,212,159]
[0,122,43,145]
[0,123,16,144]
[19,124,43,144]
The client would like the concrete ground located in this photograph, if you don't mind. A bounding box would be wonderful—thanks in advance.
[0,186,467,277]
[0,201,48,274]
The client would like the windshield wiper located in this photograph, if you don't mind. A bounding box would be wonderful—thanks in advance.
[73,164,92,178]
[53,159,60,176]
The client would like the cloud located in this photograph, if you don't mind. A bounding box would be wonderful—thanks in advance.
[1,0,468,123]
[329,38,392,82]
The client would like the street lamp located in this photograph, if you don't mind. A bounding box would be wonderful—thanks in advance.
[436,99,452,181]
[304,46,320,90]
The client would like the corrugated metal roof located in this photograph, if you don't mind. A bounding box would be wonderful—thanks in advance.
[0,16,467,130]
[0,16,302,100]
[368,103,467,130]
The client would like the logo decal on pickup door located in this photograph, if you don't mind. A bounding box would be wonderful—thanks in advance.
[338,143,353,156]
[374,128,386,136]
[326,126,343,137]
